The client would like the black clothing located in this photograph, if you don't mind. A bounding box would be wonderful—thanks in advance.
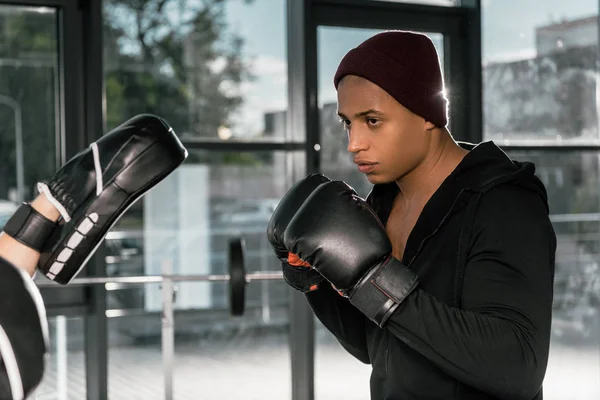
[307,141,556,400]
[0,257,47,400]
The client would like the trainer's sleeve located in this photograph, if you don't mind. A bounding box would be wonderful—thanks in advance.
[0,257,48,399]
[384,185,556,400]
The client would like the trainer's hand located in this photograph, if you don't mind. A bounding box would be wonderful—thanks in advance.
[284,180,419,326]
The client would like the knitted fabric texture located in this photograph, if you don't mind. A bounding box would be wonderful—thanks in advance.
[334,30,448,127]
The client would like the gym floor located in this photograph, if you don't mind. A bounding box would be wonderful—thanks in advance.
[33,323,600,400]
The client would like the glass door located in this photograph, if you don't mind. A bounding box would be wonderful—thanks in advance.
[318,27,446,198]
[310,2,477,398]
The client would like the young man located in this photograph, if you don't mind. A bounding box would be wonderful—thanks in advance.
[268,31,556,399]
[0,114,187,399]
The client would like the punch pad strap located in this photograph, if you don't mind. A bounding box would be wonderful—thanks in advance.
[2,203,57,253]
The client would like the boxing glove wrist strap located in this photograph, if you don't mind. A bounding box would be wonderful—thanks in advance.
[2,203,58,252]
[348,257,419,328]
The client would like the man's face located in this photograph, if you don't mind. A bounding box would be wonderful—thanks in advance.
[337,75,434,185]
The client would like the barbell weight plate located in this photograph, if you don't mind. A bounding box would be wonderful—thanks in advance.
[229,237,247,316]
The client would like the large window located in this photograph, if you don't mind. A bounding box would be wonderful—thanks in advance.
[483,0,599,145]
[103,0,289,141]
[4,0,599,398]
[100,146,300,397]
[0,5,58,209]
[483,1,600,398]
[503,150,600,397]
[102,2,295,397]
[317,26,445,198]
[315,25,447,399]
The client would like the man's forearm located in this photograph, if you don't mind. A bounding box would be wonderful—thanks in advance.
[385,288,550,400]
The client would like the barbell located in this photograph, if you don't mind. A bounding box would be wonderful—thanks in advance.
[36,237,283,316]
[227,237,283,316]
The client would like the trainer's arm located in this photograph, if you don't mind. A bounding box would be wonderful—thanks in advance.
[0,194,57,399]
[0,258,48,400]
[0,194,60,277]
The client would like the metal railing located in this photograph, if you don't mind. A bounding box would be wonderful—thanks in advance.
[37,271,284,400]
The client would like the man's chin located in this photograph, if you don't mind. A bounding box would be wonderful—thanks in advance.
[364,173,393,185]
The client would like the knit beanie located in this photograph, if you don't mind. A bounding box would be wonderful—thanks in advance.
[333,30,448,127]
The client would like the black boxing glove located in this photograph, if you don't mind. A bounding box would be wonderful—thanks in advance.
[267,174,330,292]
[283,180,419,327]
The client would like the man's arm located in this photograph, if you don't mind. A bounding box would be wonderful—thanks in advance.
[384,185,555,400]
[306,283,371,364]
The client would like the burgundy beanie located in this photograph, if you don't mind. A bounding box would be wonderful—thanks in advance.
[334,30,448,127]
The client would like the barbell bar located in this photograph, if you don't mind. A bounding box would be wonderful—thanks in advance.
[36,237,283,316]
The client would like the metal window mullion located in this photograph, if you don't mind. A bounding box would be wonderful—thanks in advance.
[0,0,73,6]
[77,0,109,399]
[287,1,317,400]
[179,140,306,152]
[500,145,600,152]
[465,0,483,144]
[314,1,466,32]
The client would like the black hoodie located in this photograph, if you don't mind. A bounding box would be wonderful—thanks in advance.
[306,141,557,400]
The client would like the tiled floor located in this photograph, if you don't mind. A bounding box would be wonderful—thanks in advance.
[33,323,600,400]
[34,327,371,400]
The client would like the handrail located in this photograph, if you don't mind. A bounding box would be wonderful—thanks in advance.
[550,213,600,223]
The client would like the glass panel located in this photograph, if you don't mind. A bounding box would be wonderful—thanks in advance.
[104,150,302,396]
[316,26,445,397]
[35,316,86,399]
[317,25,444,197]
[173,282,290,399]
[104,150,299,282]
[0,5,58,209]
[315,319,372,399]
[102,0,289,141]
[505,150,600,399]
[318,26,445,110]
[107,292,165,399]
[482,0,600,145]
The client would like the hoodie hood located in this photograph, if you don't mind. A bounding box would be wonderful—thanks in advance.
[367,140,551,240]
[453,141,549,212]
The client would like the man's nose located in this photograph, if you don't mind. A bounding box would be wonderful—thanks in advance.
[347,128,369,154]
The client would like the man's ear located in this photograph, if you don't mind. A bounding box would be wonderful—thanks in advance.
[424,120,436,131]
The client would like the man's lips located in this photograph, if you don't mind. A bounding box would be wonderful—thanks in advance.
[355,161,377,173]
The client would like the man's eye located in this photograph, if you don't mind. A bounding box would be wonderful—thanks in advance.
[367,118,379,126]
[339,118,350,128]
